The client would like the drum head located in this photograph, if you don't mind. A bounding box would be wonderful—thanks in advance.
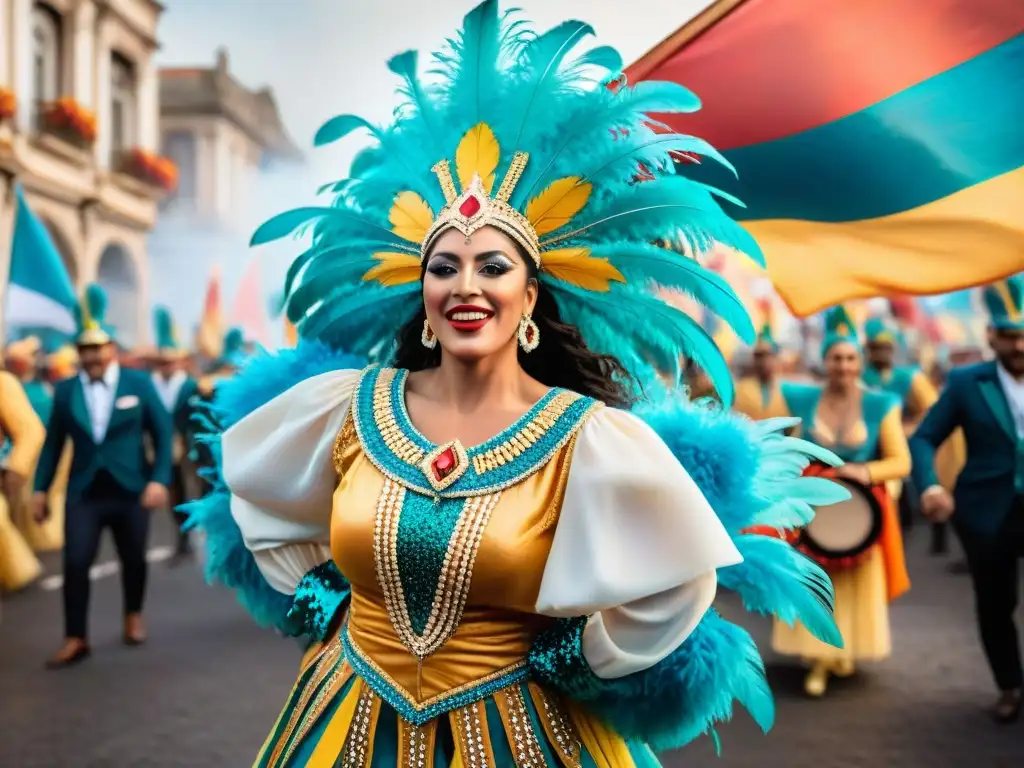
[800,478,884,560]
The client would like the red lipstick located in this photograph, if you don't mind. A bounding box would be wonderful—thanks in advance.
[445,305,494,332]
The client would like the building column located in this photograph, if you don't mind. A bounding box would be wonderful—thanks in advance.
[12,0,33,132]
[0,0,10,86]
[136,55,157,152]
[72,0,96,109]
[0,177,16,344]
[215,124,231,221]
[93,8,112,167]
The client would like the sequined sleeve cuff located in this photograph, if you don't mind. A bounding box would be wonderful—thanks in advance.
[286,561,352,641]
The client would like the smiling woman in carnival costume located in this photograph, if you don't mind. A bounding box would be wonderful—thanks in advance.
[773,307,911,698]
[186,3,847,765]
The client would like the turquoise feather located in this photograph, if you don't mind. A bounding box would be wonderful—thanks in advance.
[587,242,755,343]
[152,306,177,349]
[719,535,841,647]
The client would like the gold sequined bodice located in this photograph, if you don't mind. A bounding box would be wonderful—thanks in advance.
[329,369,590,711]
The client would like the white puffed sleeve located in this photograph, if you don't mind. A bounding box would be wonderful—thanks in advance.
[222,369,360,595]
[535,407,742,679]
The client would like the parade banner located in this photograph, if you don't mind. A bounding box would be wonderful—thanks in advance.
[628,0,1024,317]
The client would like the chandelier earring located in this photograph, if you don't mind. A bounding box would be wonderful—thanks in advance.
[421,318,437,349]
[518,314,540,353]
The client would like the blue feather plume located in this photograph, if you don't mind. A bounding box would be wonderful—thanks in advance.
[182,341,368,635]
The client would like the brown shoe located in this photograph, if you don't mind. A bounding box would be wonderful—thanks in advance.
[992,690,1022,724]
[45,638,91,669]
[123,613,147,646]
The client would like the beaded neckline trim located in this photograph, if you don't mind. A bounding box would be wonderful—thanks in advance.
[351,366,601,498]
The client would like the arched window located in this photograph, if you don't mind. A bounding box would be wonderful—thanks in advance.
[31,3,62,128]
[110,52,136,164]
[161,130,197,206]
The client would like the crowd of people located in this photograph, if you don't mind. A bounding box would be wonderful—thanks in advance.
[729,279,1024,721]
[0,287,250,666]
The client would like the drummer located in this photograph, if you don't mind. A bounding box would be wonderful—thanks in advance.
[734,304,788,420]
[773,305,911,697]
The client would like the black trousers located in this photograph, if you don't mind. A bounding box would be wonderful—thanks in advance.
[168,462,191,555]
[63,473,150,640]
[959,497,1024,692]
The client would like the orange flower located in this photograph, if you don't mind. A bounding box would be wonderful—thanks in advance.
[124,147,178,192]
[0,87,16,119]
[43,98,97,143]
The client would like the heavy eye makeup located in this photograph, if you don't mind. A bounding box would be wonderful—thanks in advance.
[425,251,517,278]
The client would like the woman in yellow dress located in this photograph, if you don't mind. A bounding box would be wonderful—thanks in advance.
[0,369,45,591]
[772,306,911,696]
[186,4,846,764]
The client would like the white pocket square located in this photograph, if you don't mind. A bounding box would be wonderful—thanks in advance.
[115,395,140,409]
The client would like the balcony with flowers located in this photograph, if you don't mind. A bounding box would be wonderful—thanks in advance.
[39,97,98,150]
[115,147,178,194]
[0,88,16,123]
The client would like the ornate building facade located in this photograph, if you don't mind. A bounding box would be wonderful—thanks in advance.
[0,0,165,345]
[147,47,300,341]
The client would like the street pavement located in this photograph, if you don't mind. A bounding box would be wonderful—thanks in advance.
[2,516,1023,768]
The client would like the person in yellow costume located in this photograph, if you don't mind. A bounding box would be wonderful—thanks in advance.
[772,306,911,697]
[0,369,45,591]
[4,337,66,551]
[734,307,788,420]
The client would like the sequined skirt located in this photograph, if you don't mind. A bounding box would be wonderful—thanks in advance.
[254,636,661,768]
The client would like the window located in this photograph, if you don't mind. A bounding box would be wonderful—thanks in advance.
[31,3,62,129]
[110,52,136,165]
[162,130,197,206]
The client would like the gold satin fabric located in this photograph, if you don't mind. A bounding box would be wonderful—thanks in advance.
[330,434,573,709]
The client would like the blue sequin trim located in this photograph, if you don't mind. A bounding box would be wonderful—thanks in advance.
[352,366,599,498]
[287,562,351,642]
[342,622,529,725]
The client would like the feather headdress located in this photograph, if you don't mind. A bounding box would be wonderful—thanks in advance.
[820,305,859,356]
[753,298,778,352]
[251,0,762,404]
[74,283,115,347]
[984,274,1024,330]
[152,305,188,358]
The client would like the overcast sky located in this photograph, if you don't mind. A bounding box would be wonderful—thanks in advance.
[156,0,713,181]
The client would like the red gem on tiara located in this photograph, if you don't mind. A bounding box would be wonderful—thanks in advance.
[459,195,481,218]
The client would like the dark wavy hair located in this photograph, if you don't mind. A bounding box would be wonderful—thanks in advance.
[392,255,636,408]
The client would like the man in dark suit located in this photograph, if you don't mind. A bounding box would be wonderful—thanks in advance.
[31,284,172,668]
[145,307,198,563]
[912,275,1024,723]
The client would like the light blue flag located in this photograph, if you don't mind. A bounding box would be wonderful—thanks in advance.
[5,185,77,333]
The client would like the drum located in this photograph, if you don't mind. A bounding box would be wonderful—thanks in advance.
[797,477,884,572]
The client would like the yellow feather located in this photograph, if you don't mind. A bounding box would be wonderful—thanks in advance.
[526,177,592,237]
[362,252,422,286]
[389,191,434,243]
[540,248,625,292]
[455,123,500,194]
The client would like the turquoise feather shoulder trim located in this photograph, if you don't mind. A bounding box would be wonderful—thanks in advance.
[529,395,845,752]
[181,341,368,639]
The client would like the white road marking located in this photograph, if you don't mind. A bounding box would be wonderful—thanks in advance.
[38,546,175,592]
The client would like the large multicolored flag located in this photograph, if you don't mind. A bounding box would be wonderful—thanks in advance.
[629,0,1024,317]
